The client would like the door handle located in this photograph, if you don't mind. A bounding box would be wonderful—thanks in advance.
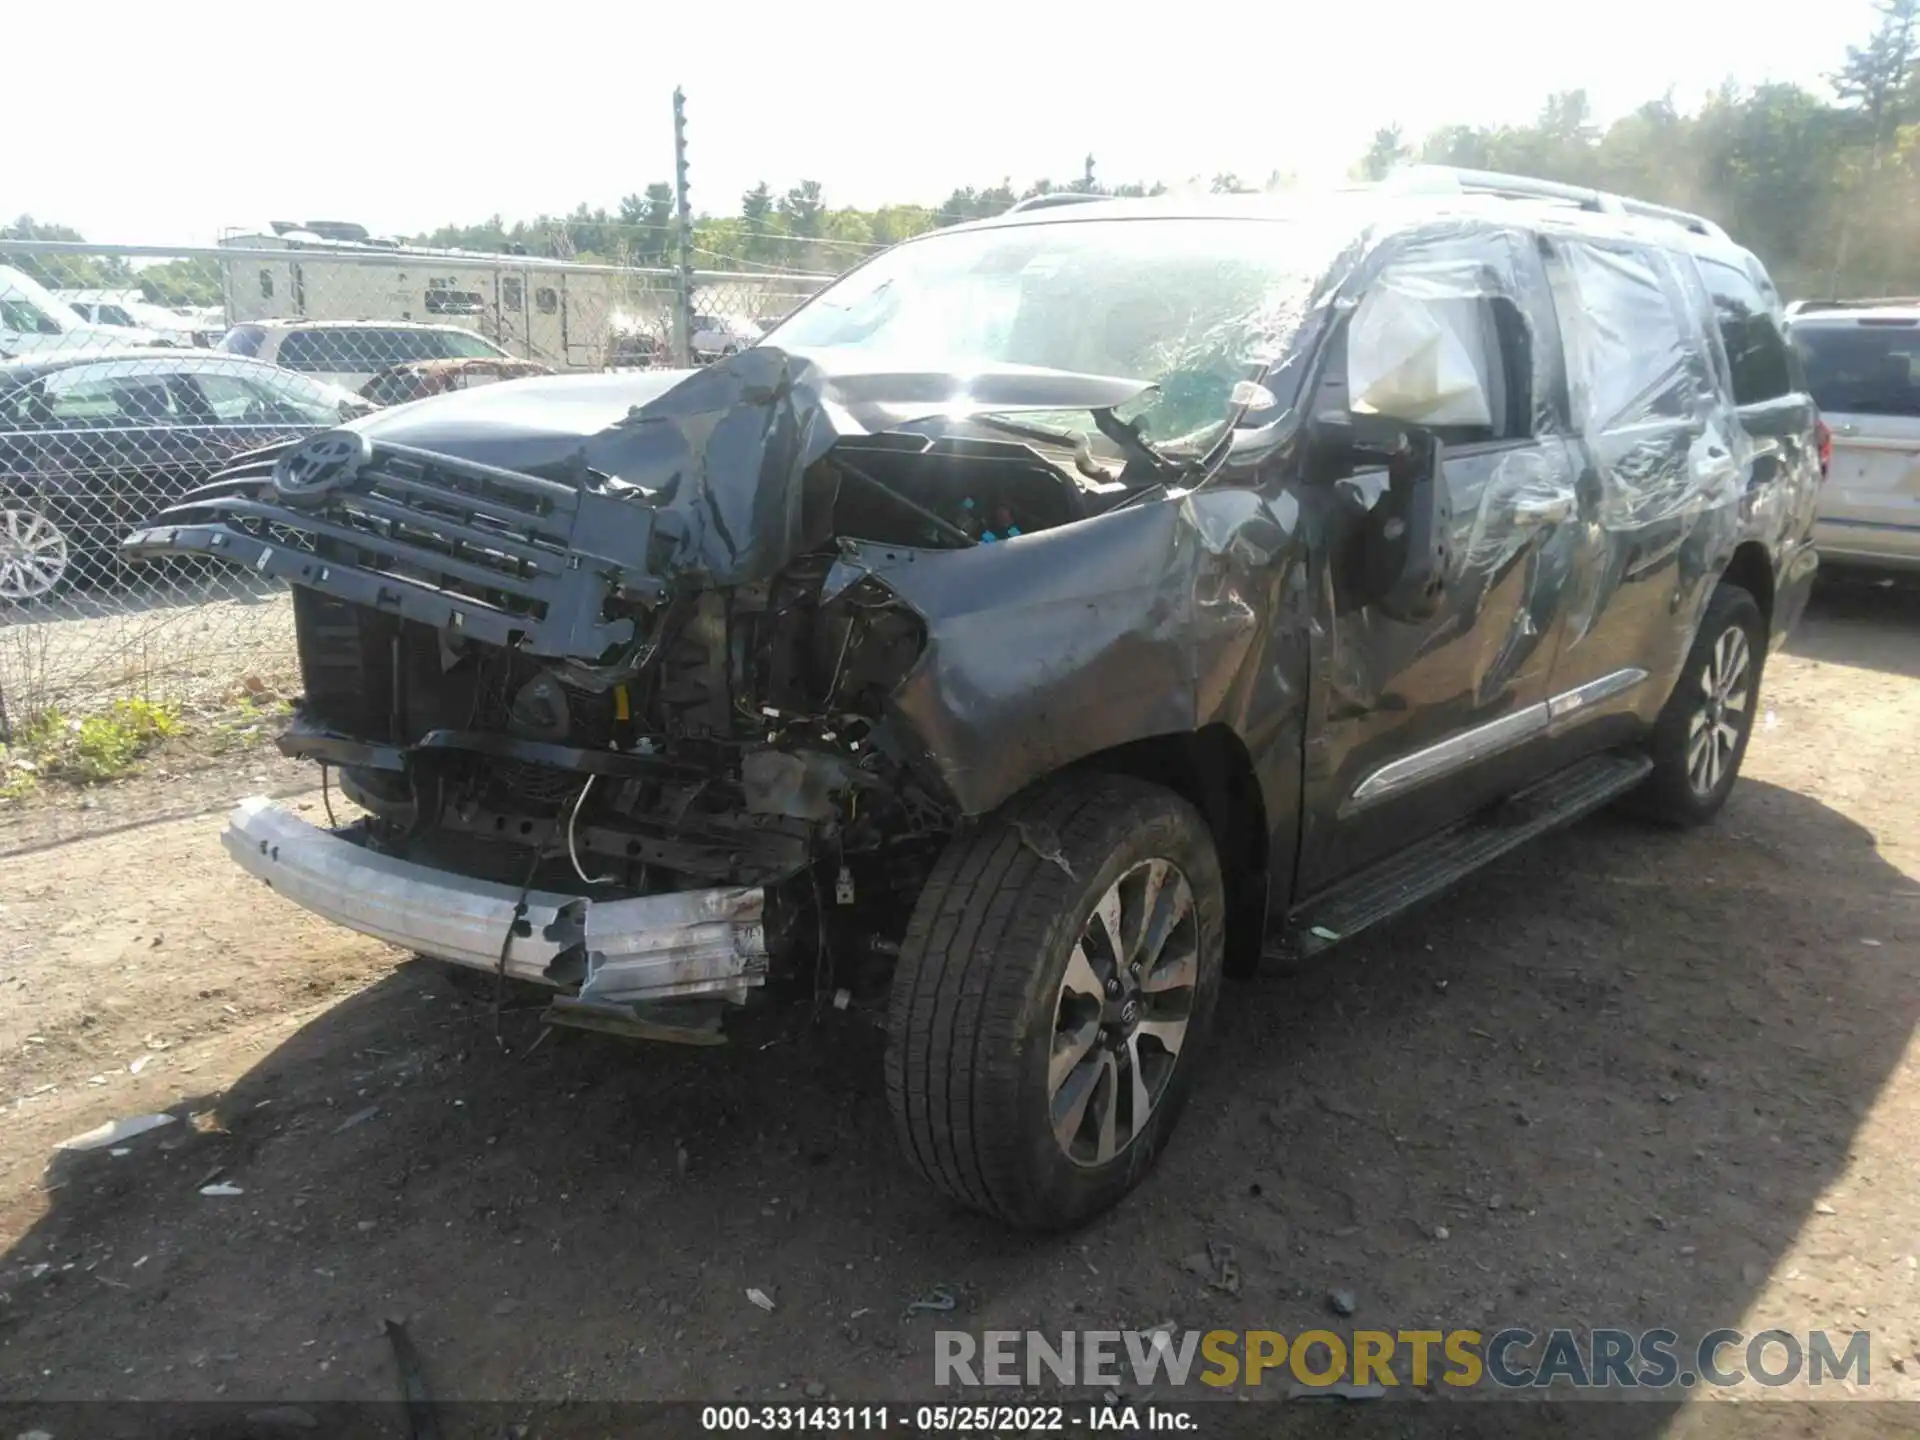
[1513,494,1575,525]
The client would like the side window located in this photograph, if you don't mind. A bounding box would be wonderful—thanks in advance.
[189,370,338,425]
[425,278,484,315]
[1552,239,1706,429]
[1695,257,1794,406]
[38,366,185,425]
[274,331,322,370]
[535,286,558,315]
[435,330,503,359]
[501,277,525,310]
[1,299,64,336]
[364,330,414,367]
[1319,237,1535,447]
[259,269,275,300]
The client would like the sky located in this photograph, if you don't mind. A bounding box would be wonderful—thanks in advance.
[13,0,1882,249]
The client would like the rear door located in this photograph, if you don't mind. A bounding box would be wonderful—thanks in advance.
[1791,315,1920,567]
[1536,234,1734,715]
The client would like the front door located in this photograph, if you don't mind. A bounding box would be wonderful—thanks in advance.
[1294,227,1584,895]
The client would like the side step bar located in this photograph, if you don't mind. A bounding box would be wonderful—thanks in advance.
[1283,750,1654,958]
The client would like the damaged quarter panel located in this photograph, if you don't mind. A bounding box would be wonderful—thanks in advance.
[830,483,1308,825]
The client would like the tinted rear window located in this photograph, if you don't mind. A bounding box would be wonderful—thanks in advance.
[1793,321,1920,417]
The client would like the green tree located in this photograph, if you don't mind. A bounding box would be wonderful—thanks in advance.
[1833,0,1920,133]
[780,181,826,239]
[1357,126,1409,181]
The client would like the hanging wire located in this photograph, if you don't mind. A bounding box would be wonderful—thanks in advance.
[567,775,618,887]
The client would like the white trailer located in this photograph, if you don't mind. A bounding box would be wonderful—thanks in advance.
[216,226,672,372]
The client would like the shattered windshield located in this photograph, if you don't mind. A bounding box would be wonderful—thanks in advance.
[765,216,1320,455]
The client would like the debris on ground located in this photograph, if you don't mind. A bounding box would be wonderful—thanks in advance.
[200,1183,244,1197]
[1206,1240,1241,1296]
[1328,1288,1358,1317]
[333,1106,380,1134]
[747,1288,777,1313]
[55,1113,176,1151]
[907,1286,957,1313]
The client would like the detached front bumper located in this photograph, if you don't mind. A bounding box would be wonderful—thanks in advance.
[224,798,769,1005]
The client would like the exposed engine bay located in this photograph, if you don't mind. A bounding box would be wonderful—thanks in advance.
[124,347,1166,1031]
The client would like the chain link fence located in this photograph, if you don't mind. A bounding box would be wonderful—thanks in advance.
[0,239,835,740]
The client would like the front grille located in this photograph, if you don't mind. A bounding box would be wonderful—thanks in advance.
[123,435,664,662]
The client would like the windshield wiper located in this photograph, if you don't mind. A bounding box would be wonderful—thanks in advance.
[949,413,1119,485]
[956,413,1084,449]
[1093,407,1192,483]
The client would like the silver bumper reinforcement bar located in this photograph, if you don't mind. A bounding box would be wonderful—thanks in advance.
[224,798,769,1005]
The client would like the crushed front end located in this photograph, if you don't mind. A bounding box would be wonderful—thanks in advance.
[122,348,1149,1039]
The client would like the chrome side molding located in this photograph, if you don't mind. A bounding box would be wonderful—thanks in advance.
[1348,668,1648,812]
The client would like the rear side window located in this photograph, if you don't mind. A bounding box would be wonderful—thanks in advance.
[431,330,503,360]
[1552,239,1709,428]
[1792,321,1920,418]
[278,328,428,372]
[1695,257,1794,405]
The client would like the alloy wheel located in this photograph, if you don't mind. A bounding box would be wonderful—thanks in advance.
[0,505,70,603]
[1049,858,1199,1167]
[1687,624,1751,796]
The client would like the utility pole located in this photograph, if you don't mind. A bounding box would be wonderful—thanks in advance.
[672,86,695,366]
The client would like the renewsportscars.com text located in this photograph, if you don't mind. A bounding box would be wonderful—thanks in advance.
[935,1327,1872,1391]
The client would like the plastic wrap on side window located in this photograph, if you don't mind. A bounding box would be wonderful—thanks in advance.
[1555,236,1744,532]
[1347,271,1495,428]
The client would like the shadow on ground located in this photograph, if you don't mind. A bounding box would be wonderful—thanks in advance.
[0,779,1912,1439]
[1787,571,1920,678]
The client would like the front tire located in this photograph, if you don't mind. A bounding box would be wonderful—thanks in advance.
[1632,582,1765,826]
[885,773,1225,1230]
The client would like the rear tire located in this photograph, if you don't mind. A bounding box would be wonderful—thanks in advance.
[0,497,75,605]
[885,773,1225,1230]
[1630,582,1765,827]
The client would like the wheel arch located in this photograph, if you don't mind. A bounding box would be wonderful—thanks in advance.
[1720,540,1776,633]
[1068,724,1271,978]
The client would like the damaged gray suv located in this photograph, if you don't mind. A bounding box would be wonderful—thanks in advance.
[127,168,1822,1230]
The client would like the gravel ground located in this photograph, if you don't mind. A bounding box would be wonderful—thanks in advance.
[0,578,1914,1435]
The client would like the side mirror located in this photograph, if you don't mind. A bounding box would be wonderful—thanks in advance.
[1356,429,1453,624]
[1346,284,1495,430]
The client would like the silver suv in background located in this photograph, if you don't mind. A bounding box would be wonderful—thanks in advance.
[217,320,516,394]
[1788,299,1920,570]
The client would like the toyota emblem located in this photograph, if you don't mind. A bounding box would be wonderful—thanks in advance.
[273,430,372,500]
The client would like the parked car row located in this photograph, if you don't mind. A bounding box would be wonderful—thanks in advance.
[57,290,222,348]
[0,330,555,602]
[1,266,183,356]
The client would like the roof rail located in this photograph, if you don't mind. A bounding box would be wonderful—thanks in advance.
[1785,296,1920,316]
[1005,192,1111,213]
[1384,165,1728,240]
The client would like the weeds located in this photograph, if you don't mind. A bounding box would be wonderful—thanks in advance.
[1,698,184,790]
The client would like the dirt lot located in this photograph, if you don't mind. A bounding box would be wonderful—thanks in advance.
[0,578,1915,1431]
